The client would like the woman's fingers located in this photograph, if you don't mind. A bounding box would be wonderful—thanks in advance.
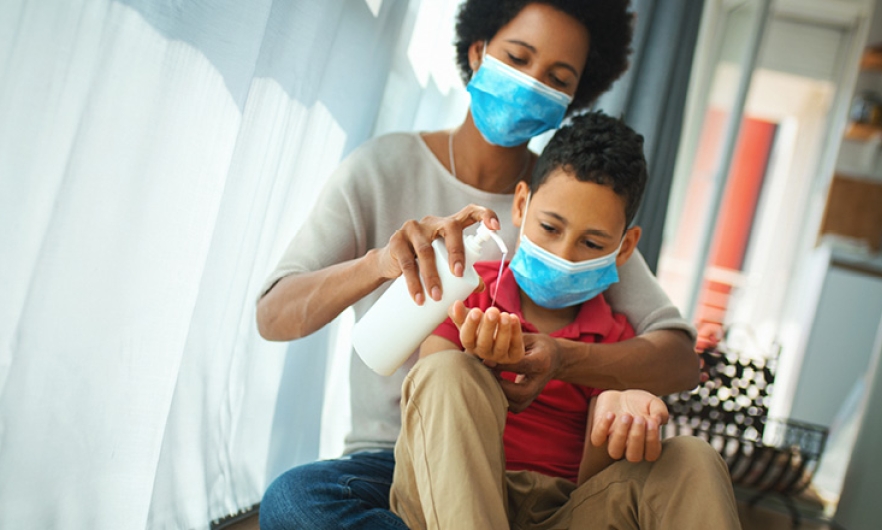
[399,219,441,302]
[438,205,500,278]
[506,317,525,363]
[386,205,501,305]
[386,228,425,305]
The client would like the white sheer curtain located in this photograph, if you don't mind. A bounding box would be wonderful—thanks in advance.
[0,0,465,528]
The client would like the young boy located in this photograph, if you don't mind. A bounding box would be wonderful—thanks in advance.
[389,112,739,530]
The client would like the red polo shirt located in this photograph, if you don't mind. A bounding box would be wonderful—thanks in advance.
[433,261,635,483]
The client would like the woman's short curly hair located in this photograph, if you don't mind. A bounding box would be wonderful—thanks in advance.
[454,0,633,113]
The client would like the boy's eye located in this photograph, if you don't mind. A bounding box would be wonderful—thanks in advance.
[583,239,603,250]
[540,222,558,234]
[507,52,528,66]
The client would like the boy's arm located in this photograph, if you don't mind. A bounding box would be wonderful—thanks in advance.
[419,334,461,358]
[578,398,615,485]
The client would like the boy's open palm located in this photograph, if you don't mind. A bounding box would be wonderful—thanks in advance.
[591,390,669,463]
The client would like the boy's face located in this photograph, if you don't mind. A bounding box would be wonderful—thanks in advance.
[511,170,641,267]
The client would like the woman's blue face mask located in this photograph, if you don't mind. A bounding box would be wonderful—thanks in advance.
[466,52,573,147]
[509,194,622,309]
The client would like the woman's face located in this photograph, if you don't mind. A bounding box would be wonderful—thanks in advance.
[469,3,590,97]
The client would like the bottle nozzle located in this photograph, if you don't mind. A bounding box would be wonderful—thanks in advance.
[475,222,508,254]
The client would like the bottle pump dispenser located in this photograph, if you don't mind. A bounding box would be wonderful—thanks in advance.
[352,223,507,376]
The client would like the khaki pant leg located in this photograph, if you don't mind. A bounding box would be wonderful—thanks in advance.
[568,436,740,530]
[390,350,510,530]
[510,437,740,530]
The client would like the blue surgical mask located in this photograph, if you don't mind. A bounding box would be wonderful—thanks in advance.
[467,52,573,147]
[509,194,622,309]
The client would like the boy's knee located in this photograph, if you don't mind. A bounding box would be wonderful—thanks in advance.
[659,436,729,479]
[408,350,492,387]
[404,350,505,409]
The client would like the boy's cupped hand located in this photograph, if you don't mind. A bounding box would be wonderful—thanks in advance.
[591,390,670,463]
[449,300,525,366]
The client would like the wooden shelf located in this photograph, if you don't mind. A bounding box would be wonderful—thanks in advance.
[820,174,882,253]
[861,47,882,71]
[845,122,882,141]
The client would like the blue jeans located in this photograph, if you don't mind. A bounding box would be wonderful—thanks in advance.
[259,450,409,530]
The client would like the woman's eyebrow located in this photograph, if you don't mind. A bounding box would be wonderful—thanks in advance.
[504,40,579,76]
[505,39,537,52]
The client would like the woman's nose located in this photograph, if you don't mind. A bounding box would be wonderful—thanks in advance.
[525,65,551,87]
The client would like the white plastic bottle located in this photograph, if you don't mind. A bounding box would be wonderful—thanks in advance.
[352,223,507,376]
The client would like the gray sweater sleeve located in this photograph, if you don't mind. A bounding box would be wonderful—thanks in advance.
[605,249,696,342]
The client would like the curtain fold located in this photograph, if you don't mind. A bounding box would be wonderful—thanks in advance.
[0,0,420,528]
[595,0,705,273]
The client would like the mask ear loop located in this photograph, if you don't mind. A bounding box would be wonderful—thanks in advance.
[494,192,530,309]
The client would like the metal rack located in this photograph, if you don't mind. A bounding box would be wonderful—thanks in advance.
[663,343,829,527]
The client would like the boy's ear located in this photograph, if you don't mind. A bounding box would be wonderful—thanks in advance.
[511,181,531,229]
[616,226,642,267]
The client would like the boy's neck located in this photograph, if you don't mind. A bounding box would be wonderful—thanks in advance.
[518,288,580,335]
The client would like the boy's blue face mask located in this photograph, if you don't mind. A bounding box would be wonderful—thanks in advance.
[509,194,622,309]
[466,51,573,147]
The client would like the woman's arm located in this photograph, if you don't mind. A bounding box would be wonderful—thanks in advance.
[257,205,499,342]
[556,329,699,394]
[257,249,388,341]
[497,331,699,412]
[557,250,699,394]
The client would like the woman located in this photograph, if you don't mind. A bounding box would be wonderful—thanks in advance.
[258,1,700,528]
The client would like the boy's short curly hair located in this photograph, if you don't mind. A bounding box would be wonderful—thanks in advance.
[454,0,633,113]
[531,111,647,227]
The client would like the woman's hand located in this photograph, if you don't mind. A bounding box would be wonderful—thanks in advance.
[492,333,562,413]
[376,204,499,305]
[448,301,525,365]
[590,390,669,463]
